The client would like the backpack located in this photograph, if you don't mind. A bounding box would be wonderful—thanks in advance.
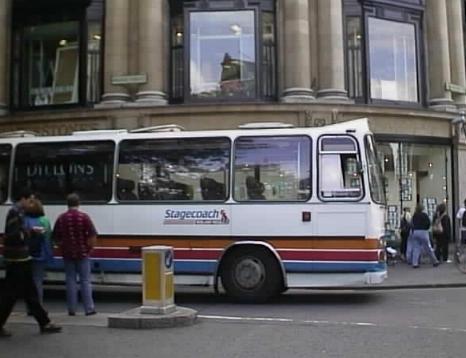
[432,215,444,235]
[25,230,45,258]
[462,210,466,228]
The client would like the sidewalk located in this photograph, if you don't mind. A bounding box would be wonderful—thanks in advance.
[376,260,466,289]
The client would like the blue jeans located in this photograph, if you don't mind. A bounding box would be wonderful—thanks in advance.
[411,230,439,267]
[31,260,46,305]
[64,257,95,314]
[406,233,414,264]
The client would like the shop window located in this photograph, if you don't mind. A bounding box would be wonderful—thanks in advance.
[376,140,452,232]
[170,0,276,103]
[343,0,424,105]
[11,0,103,109]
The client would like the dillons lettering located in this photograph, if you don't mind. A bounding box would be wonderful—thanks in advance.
[26,164,95,177]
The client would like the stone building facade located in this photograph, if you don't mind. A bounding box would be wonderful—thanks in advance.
[0,0,466,233]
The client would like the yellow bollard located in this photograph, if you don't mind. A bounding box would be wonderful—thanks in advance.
[140,246,176,314]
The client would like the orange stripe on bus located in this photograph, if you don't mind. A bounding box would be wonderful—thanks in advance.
[96,236,380,250]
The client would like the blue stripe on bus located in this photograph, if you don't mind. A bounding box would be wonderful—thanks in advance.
[284,261,386,273]
[45,258,385,275]
[47,258,217,274]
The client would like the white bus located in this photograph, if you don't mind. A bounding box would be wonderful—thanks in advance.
[0,118,387,302]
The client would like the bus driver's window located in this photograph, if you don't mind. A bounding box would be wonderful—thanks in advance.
[319,136,363,200]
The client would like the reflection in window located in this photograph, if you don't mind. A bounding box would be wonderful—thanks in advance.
[0,145,11,203]
[117,138,230,201]
[190,11,256,99]
[21,21,80,106]
[13,141,114,203]
[346,16,363,99]
[319,136,362,200]
[233,136,311,202]
[368,17,418,102]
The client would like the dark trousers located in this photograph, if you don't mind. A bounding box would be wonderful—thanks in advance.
[434,233,449,261]
[400,231,409,256]
[0,260,50,328]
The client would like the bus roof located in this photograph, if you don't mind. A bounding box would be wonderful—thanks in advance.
[0,118,371,144]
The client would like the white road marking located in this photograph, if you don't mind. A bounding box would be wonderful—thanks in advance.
[198,314,466,333]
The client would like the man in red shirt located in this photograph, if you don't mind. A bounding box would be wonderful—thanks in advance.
[53,193,97,316]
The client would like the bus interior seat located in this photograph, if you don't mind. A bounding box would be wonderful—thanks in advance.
[200,177,226,200]
[117,178,138,200]
[246,176,266,200]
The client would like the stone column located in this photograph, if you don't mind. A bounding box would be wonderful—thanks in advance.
[135,0,167,105]
[101,0,131,104]
[426,0,455,110]
[281,0,314,102]
[0,0,10,115]
[316,0,348,100]
[446,0,466,108]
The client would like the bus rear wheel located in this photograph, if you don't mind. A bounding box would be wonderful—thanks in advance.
[220,248,282,303]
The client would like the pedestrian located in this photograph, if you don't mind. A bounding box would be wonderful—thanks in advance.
[23,197,54,305]
[432,203,451,263]
[411,203,439,268]
[52,193,97,316]
[456,199,466,245]
[399,207,412,261]
[0,189,62,337]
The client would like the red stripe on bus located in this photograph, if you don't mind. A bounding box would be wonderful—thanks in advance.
[279,250,378,261]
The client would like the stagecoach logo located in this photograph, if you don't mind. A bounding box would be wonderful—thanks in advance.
[163,209,230,225]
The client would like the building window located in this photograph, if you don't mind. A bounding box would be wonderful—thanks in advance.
[344,0,424,105]
[170,0,276,103]
[11,0,103,109]
[368,17,418,102]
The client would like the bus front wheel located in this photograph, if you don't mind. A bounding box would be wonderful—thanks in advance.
[220,248,282,303]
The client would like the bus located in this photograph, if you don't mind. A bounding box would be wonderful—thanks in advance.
[0,118,387,302]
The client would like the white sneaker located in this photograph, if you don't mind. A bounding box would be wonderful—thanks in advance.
[446,259,452,263]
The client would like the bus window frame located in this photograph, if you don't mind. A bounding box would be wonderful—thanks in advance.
[0,143,12,204]
[115,136,232,204]
[364,134,386,205]
[12,139,116,205]
[232,134,312,203]
[317,133,365,202]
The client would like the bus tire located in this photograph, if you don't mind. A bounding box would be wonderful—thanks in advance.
[220,247,282,303]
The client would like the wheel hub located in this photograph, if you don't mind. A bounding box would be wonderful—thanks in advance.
[234,257,265,289]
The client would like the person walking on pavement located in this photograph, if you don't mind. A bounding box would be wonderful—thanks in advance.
[456,199,466,244]
[0,189,62,337]
[400,207,412,261]
[52,193,97,316]
[411,203,439,268]
[23,197,54,305]
[432,203,451,263]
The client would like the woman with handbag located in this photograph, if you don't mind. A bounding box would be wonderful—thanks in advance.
[432,203,451,263]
